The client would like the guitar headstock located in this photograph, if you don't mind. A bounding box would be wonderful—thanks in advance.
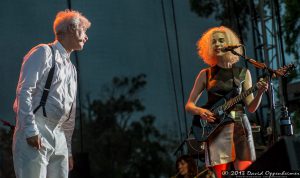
[272,63,296,78]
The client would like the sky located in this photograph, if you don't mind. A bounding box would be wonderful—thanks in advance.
[4,0,292,145]
[1,3,299,176]
[0,0,222,141]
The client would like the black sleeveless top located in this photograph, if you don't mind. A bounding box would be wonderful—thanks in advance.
[203,65,247,111]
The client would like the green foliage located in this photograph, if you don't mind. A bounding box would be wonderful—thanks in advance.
[189,0,218,18]
[189,0,251,40]
[190,0,300,61]
[78,74,174,178]
[0,128,14,178]
[292,108,300,135]
[283,0,300,60]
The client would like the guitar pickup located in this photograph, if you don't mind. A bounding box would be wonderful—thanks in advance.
[216,109,224,116]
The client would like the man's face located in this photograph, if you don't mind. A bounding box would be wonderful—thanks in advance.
[70,25,88,51]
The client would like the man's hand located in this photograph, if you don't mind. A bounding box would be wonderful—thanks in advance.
[69,156,74,171]
[26,135,42,149]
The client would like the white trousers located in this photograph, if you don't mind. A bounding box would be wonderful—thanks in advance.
[13,114,69,178]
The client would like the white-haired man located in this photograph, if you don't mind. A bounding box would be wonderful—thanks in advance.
[13,10,91,178]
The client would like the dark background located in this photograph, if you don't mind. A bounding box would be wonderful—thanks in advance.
[0,0,299,177]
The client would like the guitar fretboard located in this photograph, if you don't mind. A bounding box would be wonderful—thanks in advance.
[211,64,294,115]
[212,84,258,113]
[224,86,258,110]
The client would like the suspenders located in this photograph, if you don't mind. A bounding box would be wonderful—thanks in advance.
[33,45,56,117]
[33,44,75,120]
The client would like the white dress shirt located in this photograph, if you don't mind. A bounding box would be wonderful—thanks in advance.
[14,40,77,154]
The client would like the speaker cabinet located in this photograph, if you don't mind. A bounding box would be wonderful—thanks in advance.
[247,137,300,171]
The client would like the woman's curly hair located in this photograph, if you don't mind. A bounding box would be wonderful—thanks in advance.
[176,155,197,178]
[196,26,243,66]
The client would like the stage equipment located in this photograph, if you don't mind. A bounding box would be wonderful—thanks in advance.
[247,137,300,171]
[228,48,296,144]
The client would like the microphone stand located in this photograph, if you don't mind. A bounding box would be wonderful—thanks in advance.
[229,50,279,145]
[173,127,193,155]
[173,138,186,156]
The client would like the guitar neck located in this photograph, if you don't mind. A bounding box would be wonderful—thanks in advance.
[211,63,295,114]
[222,85,258,111]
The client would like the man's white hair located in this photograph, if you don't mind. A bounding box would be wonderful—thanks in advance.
[53,9,91,37]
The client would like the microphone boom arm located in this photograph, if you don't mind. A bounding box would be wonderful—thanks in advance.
[229,50,283,77]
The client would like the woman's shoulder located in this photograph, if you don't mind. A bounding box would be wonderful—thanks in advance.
[198,67,211,79]
[201,67,211,73]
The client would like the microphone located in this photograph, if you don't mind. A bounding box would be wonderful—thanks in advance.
[221,44,243,52]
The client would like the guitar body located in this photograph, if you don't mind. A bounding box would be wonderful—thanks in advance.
[192,98,234,142]
[191,64,295,142]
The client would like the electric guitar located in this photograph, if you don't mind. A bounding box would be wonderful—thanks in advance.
[192,64,296,142]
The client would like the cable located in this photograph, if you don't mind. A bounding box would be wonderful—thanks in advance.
[170,0,189,137]
[160,0,184,144]
[67,0,84,152]
[274,0,288,106]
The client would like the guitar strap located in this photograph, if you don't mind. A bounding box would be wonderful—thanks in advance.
[203,66,248,166]
[232,66,247,88]
[232,66,247,109]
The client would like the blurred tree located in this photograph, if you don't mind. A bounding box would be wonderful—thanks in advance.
[189,0,250,41]
[189,0,300,61]
[73,74,174,178]
[292,108,300,135]
[281,0,300,137]
[0,127,15,178]
[283,0,300,60]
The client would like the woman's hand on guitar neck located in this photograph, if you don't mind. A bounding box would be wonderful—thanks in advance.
[257,80,268,94]
[197,108,216,122]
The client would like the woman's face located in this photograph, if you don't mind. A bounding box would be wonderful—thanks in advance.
[211,32,228,57]
[178,160,189,175]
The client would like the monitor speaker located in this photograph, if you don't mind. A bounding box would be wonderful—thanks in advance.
[247,137,300,171]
